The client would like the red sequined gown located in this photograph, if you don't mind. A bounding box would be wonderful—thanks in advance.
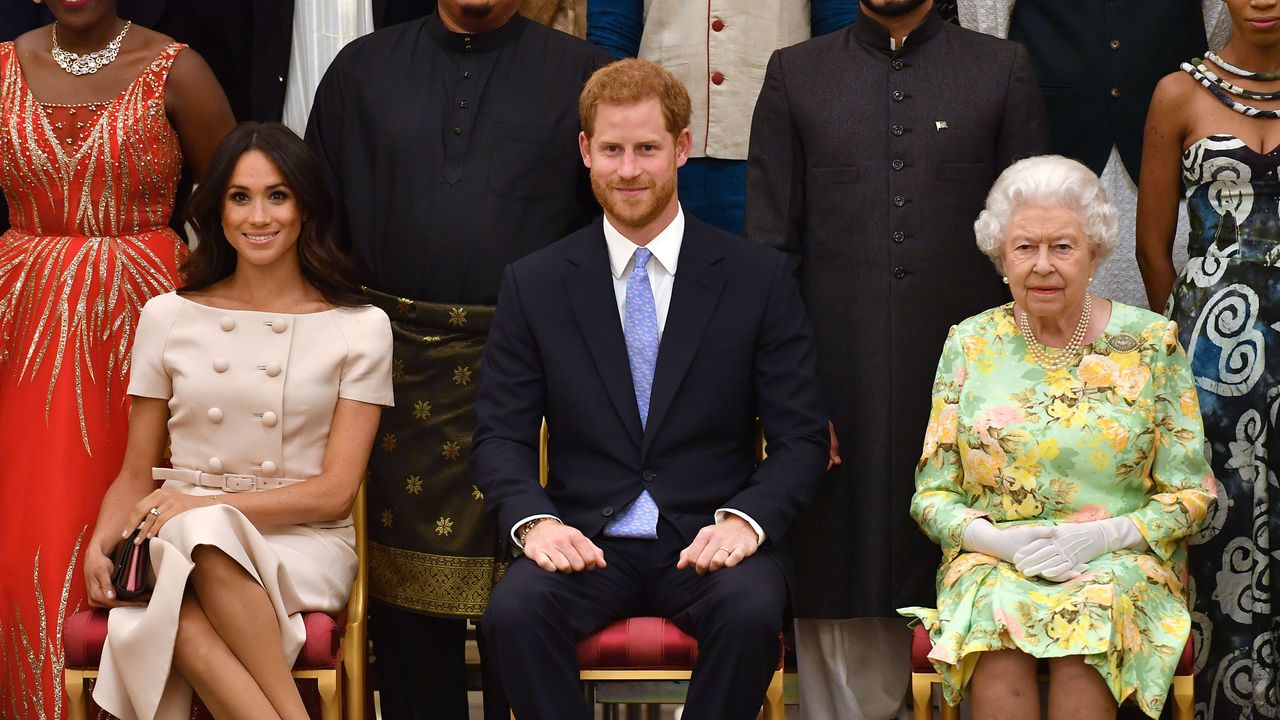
[0,42,188,719]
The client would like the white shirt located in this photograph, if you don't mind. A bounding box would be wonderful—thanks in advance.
[511,206,765,549]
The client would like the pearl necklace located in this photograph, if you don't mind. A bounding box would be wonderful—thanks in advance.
[1017,294,1092,371]
[51,21,131,77]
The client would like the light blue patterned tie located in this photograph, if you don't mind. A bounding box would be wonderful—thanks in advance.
[604,247,661,539]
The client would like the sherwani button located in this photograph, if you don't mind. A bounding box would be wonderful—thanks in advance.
[219,316,235,332]
[261,411,279,427]
[208,408,224,423]
[212,357,229,373]
[270,317,289,333]
[602,507,614,517]
[265,362,282,377]
[260,460,278,475]
[208,457,224,473]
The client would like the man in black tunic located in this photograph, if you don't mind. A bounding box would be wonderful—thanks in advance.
[305,1,609,717]
[746,0,1050,717]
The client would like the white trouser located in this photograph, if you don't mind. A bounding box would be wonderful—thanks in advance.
[794,617,913,720]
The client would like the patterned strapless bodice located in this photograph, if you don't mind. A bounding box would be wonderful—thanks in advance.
[0,41,184,237]
[1181,135,1280,267]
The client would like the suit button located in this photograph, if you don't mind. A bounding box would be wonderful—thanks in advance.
[711,17,725,32]
[892,90,904,101]
[463,71,473,79]
[602,507,615,517]
[894,267,906,279]
[453,127,463,135]
[892,231,905,243]
[207,407,224,423]
[893,195,906,207]
[711,72,725,86]
[1109,86,1122,98]
[1108,38,1120,50]
[891,124,904,136]
[891,59,904,70]
[891,158,904,171]
[212,357,229,373]
[642,470,655,482]
[219,315,236,332]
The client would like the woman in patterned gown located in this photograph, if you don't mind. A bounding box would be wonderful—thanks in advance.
[902,155,1215,719]
[1137,1,1280,716]
[0,1,233,716]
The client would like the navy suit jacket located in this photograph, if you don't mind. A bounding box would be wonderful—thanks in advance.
[472,214,829,563]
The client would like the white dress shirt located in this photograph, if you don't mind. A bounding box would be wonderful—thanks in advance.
[511,206,765,549]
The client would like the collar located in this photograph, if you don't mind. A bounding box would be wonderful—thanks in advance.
[424,10,525,54]
[853,7,942,55]
[604,205,684,280]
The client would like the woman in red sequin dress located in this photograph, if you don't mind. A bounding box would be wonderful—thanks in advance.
[0,1,233,716]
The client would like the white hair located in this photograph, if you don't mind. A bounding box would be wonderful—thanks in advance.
[973,155,1118,272]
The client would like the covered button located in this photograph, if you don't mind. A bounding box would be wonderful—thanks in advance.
[219,315,236,332]
[208,457,224,473]
[260,460,278,476]
[207,407,224,423]
[212,357,229,373]
[264,362,282,377]
[261,411,279,428]
[270,317,289,333]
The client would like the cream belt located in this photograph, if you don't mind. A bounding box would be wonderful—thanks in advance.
[153,467,305,493]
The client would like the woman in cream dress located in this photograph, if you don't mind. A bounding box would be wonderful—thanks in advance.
[82,122,392,720]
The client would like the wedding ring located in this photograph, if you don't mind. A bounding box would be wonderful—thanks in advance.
[716,546,732,555]
[149,507,160,516]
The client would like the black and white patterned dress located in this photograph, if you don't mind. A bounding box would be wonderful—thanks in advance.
[1170,133,1280,720]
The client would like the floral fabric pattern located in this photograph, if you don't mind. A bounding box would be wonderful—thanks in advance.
[900,302,1215,718]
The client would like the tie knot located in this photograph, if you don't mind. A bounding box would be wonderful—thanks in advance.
[632,247,652,274]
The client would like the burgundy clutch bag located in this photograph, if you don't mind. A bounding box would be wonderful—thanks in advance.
[110,529,152,601]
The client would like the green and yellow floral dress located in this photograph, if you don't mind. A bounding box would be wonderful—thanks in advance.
[899,302,1216,718]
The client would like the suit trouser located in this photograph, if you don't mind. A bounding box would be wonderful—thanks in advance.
[794,618,912,720]
[483,517,786,720]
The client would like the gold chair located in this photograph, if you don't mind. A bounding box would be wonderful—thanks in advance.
[64,483,369,720]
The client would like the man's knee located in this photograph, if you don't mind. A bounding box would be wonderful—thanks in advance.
[483,560,561,633]
[701,565,786,636]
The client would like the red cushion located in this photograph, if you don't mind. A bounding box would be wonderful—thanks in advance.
[910,623,1195,676]
[63,608,344,671]
[576,616,784,672]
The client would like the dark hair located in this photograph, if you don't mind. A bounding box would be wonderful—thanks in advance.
[179,122,366,306]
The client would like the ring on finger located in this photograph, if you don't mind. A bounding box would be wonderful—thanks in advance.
[149,507,161,517]
[716,546,732,555]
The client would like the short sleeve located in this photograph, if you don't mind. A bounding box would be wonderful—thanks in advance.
[334,306,394,407]
[127,293,181,400]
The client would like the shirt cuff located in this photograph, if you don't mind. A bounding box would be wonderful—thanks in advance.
[510,514,561,552]
[715,508,767,546]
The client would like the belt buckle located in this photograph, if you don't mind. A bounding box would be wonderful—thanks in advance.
[221,474,257,492]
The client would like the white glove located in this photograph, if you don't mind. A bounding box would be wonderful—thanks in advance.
[961,519,1056,564]
[1014,517,1147,582]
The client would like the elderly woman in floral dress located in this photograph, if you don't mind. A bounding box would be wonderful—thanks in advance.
[900,155,1216,719]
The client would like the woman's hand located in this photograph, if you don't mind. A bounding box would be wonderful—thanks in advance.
[83,540,147,609]
[122,489,216,543]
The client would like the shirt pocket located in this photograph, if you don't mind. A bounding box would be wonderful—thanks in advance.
[488,121,561,201]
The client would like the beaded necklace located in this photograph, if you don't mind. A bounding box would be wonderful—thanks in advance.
[1017,294,1092,371]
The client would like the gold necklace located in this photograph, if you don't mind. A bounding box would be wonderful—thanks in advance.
[1017,294,1092,371]
[51,21,131,77]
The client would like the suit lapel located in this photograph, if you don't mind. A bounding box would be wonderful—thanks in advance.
[643,224,727,456]
[565,225,645,449]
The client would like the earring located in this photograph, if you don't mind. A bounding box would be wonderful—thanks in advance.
[1089,276,1094,283]
[1002,276,1009,285]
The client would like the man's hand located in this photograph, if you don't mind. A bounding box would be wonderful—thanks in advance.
[523,521,607,574]
[827,421,842,471]
[677,514,760,575]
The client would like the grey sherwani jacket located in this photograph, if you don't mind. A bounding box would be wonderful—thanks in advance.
[745,10,1050,618]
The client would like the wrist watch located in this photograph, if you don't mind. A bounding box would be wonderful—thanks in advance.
[517,517,557,546]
